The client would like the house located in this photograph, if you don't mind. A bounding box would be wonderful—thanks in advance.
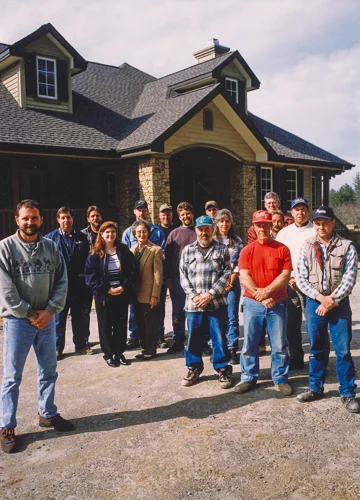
[0,23,354,239]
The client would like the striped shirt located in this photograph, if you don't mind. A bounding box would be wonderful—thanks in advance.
[107,253,121,286]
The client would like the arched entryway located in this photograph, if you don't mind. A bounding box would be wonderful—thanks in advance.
[170,147,239,217]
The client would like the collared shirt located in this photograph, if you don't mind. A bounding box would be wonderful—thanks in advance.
[297,235,358,302]
[180,240,230,312]
[122,223,166,250]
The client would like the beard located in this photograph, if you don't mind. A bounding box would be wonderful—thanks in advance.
[91,221,101,230]
[20,224,40,237]
[198,235,213,247]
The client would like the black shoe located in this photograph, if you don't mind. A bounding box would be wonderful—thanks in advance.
[126,339,140,350]
[289,358,305,371]
[229,347,239,365]
[296,388,324,403]
[167,343,184,355]
[341,397,360,413]
[203,345,213,356]
[114,354,129,366]
[218,366,233,389]
[157,340,168,349]
[105,358,117,367]
[39,414,74,431]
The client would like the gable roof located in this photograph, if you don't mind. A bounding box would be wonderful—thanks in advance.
[0,43,9,54]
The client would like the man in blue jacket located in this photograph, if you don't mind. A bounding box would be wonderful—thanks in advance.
[46,207,93,359]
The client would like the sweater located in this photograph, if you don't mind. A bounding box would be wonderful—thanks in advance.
[276,221,315,277]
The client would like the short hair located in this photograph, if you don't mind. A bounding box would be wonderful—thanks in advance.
[57,206,73,217]
[86,205,102,217]
[272,210,284,221]
[132,219,151,237]
[15,199,41,217]
[177,202,194,214]
[264,192,280,203]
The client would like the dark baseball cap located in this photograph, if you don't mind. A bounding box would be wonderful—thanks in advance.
[291,197,309,209]
[312,206,335,220]
[134,200,148,209]
[205,200,218,210]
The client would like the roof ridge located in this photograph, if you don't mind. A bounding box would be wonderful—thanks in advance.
[87,60,156,79]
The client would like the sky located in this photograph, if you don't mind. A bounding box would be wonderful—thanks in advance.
[1,0,359,190]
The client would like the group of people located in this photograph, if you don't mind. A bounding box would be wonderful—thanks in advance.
[0,191,359,454]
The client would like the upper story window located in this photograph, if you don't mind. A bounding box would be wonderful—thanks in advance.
[36,56,57,99]
[287,169,298,210]
[260,167,273,202]
[203,108,213,130]
[225,77,238,103]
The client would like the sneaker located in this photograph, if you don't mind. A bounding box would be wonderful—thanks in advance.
[259,345,267,355]
[75,347,94,355]
[114,354,129,366]
[341,397,360,413]
[126,339,140,350]
[158,341,168,349]
[276,383,293,396]
[234,381,254,394]
[219,366,233,389]
[296,388,324,403]
[1,428,16,453]
[203,345,213,356]
[167,343,184,355]
[229,347,239,365]
[105,357,117,367]
[39,414,74,431]
[182,367,202,387]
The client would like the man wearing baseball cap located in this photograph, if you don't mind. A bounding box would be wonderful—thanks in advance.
[179,215,232,388]
[235,210,293,396]
[205,200,219,221]
[296,206,359,412]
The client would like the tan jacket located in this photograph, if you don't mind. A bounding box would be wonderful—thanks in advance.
[131,241,163,303]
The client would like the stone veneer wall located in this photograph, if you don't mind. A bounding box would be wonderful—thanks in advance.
[138,156,170,225]
[230,162,257,242]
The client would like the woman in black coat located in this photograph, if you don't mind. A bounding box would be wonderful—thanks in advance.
[85,221,134,367]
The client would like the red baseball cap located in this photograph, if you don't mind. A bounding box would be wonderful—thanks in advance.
[252,210,272,224]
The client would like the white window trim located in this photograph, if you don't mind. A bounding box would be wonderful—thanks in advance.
[225,77,238,104]
[260,167,273,195]
[36,56,58,100]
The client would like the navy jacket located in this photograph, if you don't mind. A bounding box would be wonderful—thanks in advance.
[84,244,135,304]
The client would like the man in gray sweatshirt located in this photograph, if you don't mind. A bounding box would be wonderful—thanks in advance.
[0,199,74,454]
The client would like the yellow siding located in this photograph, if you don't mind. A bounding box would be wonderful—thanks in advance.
[303,167,312,206]
[26,96,70,113]
[164,102,256,161]
[25,36,66,59]
[1,62,20,103]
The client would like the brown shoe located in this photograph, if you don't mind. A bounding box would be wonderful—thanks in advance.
[276,383,293,396]
[234,381,254,394]
[39,414,74,431]
[1,428,16,453]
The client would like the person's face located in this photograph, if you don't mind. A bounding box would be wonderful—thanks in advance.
[205,206,218,220]
[159,210,173,228]
[313,218,335,242]
[87,210,102,231]
[101,227,117,245]
[178,209,194,227]
[135,224,149,244]
[216,215,231,236]
[264,198,280,213]
[57,212,73,234]
[272,214,284,234]
[16,207,43,239]
[291,204,309,226]
[253,222,272,242]
[134,207,148,220]
[196,225,214,247]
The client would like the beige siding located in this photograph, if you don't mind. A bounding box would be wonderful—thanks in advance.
[1,62,20,103]
[221,61,244,79]
[164,102,256,161]
[303,167,312,207]
[26,96,70,113]
[25,36,66,59]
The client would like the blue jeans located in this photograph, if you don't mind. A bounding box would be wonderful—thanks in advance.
[306,297,356,397]
[185,306,230,371]
[1,317,58,429]
[241,297,289,385]
[226,279,241,348]
[169,277,186,346]
[157,284,168,341]
[128,304,138,342]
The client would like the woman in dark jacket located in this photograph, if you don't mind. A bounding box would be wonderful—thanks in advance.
[85,221,134,367]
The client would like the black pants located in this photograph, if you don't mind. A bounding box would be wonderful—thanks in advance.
[95,296,128,359]
[134,301,160,356]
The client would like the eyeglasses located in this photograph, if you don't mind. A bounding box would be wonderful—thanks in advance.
[135,230,148,235]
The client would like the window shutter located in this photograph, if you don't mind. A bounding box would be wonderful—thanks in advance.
[273,166,281,196]
[297,168,304,198]
[256,164,261,209]
[24,54,37,98]
[238,80,246,112]
[57,60,69,102]
[279,168,288,213]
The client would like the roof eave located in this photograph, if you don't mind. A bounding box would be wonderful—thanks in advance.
[212,50,261,90]
[0,142,120,159]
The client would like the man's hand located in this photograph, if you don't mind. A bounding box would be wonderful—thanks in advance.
[289,278,299,292]
[31,310,53,329]
[315,304,329,317]
[253,288,270,302]
[261,298,275,309]
[108,286,124,296]
[316,294,338,310]
[193,293,212,308]
[150,296,158,309]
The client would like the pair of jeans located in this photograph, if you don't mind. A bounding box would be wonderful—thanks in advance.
[169,277,186,346]
[95,296,129,359]
[55,295,90,354]
[226,279,241,349]
[128,304,138,341]
[157,284,168,341]
[185,306,230,371]
[306,297,356,397]
[134,302,160,355]
[241,297,289,385]
[1,317,58,429]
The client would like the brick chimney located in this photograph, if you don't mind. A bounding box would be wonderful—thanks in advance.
[193,39,230,64]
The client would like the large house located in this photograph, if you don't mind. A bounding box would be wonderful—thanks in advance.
[0,23,354,239]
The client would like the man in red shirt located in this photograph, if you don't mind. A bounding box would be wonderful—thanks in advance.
[235,210,293,396]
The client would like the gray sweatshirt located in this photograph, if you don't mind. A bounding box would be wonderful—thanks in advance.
[0,232,68,318]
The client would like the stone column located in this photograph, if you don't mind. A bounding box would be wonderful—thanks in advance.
[230,162,257,241]
[138,156,170,224]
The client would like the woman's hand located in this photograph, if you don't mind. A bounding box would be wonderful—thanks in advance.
[150,296,158,309]
[108,286,124,296]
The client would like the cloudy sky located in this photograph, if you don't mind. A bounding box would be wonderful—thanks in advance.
[1,0,359,189]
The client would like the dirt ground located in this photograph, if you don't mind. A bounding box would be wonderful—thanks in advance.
[1,280,360,500]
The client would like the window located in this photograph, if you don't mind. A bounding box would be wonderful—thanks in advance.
[225,77,238,103]
[287,169,297,210]
[260,167,273,202]
[36,56,57,99]
[203,108,213,130]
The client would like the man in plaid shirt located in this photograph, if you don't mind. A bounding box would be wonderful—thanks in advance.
[180,215,232,388]
[296,206,359,413]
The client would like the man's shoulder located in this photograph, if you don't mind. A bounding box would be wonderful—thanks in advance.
[45,229,59,240]
[81,226,90,235]
[74,229,88,243]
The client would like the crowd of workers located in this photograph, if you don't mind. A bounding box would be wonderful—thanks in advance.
[0,191,359,454]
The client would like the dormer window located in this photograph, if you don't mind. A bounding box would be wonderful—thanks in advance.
[36,56,57,99]
[225,77,238,104]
